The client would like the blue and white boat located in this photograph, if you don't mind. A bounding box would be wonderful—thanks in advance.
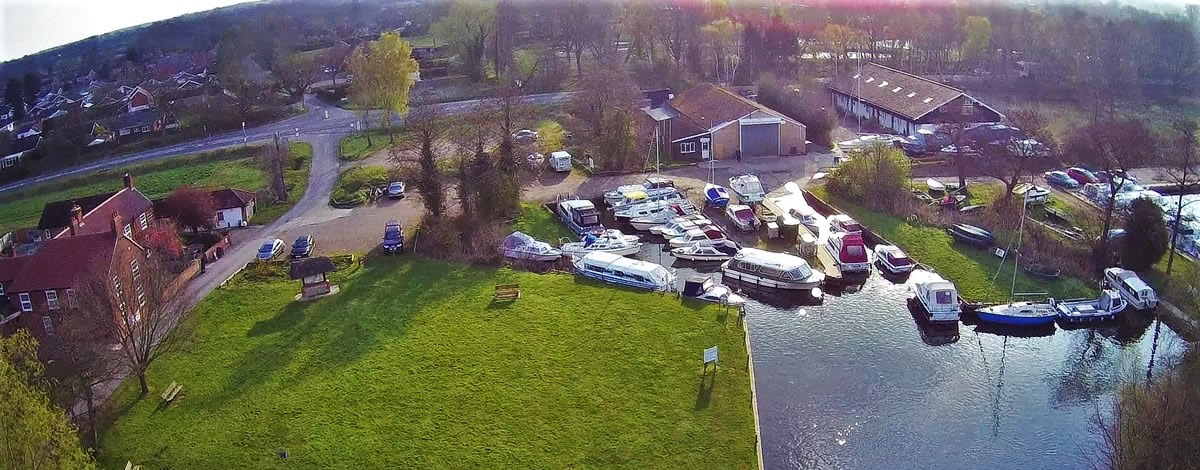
[573,251,677,292]
[976,301,1057,326]
[1052,289,1127,323]
[705,183,730,208]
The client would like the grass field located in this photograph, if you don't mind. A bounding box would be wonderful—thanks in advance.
[811,185,1096,302]
[339,130,401,161]
[98,258,757,469]
[512,202,573,242]
[250,142,313,225]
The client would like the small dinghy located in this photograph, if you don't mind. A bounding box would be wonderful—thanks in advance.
[500,231,562,262]
[1052,289,1127,323]
[926,178,946,192]
[671,239,740,261]
[559,229,643,257]
[704,183,730,208]
[682,275,746,306]
[1023,263,1061,280]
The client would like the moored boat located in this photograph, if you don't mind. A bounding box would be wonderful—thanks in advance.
[976,301,1057,326]
[668,225,729,248]
[628,201,700,230]
[604,177,676,206]
[556,197,604,236]
[573,251,677,292]
[1052,289,1126,323]
[908,270,961,323]
[875,244,915,274]
[682,275,746,306]
[499,231,562,262]
[705,183,731,208]
[720,248,825,290]
[725,204,760,232]
[671,239,740,261]
[559,229,643,257]
[729,174,766,204]
[650,216,709,237]
[823,231,871,273]
[608,187,684,211]
[613,197,692,222]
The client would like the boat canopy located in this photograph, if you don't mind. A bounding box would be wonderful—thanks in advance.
[501,231,536,249]
[579,251,673,283]
[682,276,714,297]
[730,205,755,222]
[732,248,813,279]
[832,232,869,263]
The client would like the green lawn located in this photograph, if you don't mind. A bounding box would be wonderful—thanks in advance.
[512,202,573,242]
[99,258,757,469]
[0,148,266,234]
[338,130,399,161]
[811,185,1096,302]
[250,142,314,225]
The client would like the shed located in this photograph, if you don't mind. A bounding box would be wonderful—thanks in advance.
[289,257,336,299]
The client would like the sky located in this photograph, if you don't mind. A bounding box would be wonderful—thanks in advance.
[0,0,250,62]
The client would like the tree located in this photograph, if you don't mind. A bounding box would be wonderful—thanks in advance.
[818,24,866,78]
[165,186,216,233]
[4,78,24,119]
[348,32,419,142]
[1066,119,1157,266]
[323,42,352,86]
[22,72,39,107]
[142,225,185,259]
[274,53,323,101]
[221,73,262,126]
[393,103,449,216]
[259,135,290,203]
[430,0,495,82]
[45,314,122,448]
[827,141,911,208]
[1121,198,1169,271]
[701,19,744,84]
[73,254,189,395]
[1160,119,1199,285]
[979,105,1055,204]
[568,59,644,171]
[962,16,993,66]
[0,331,96,469]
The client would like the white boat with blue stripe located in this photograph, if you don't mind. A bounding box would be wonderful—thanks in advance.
[573,251,677,292]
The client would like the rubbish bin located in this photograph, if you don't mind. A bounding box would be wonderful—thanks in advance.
[799,233,817,257]
[780,219,800,242]
[766,222,780,239]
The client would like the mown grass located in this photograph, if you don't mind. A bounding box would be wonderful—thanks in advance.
[250,142,313,225]
[811,185,1096,302]
[338,129,401,161]
[0,149,266,234]
[99,257,757,469]
[511,202,573,242]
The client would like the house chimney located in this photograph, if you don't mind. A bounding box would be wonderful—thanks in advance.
[123,172,133,190]
[68,203,83,236]
[110,211,123,236]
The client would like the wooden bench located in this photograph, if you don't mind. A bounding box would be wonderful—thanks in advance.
[494,284,520,301]
[160,381,183,403]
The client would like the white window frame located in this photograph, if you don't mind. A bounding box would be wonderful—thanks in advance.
[137,291,146,307]
[66,288,77,307]
[18,293,31,311]
[42,316,54,336]
[45,290,59,310]
[139,211,149,229]
[131,259,140,278]
[123,224,132,237]
[680,142,697,154]
[939,105,949,113]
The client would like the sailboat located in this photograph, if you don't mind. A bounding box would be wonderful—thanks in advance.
[976,191,1057,327]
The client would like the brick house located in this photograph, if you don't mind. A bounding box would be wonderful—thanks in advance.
[641,83,807,161]
[37,173,155,240]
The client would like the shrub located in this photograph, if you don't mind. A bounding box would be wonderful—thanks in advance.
[1121,198,1169,271]
[331,165,389,206]
[827,141,910,208]
[756,75,836,147]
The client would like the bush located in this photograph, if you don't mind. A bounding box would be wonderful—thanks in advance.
[827,141,910,208]
[331,166,389,207]
[1121,198,1169,271]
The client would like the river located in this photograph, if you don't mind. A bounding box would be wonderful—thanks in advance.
[626,217,1186,470]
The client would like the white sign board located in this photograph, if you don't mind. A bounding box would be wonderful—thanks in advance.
[703,346,719,364]
[993,247,1006,258]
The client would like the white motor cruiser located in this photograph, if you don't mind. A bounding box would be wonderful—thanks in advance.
[559,229,643,257]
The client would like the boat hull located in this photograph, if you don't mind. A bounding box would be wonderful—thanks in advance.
[502,250,562,262]
[720,268,822,290]
[575,269,672,291]
[976,310,1057,326]
[561,244,642,258]
[672,251,734,262]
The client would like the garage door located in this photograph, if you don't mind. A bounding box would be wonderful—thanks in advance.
[741,123,780,158]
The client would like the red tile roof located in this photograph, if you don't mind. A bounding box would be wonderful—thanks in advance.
[8,232,117,292]
[0,256,30,283]
[668,83,758,135]
[67,188,153,237]
[211,188,256,210]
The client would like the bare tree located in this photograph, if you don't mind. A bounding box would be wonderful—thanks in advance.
[73,254,190,395]
[979,105,1056,204]
[1066,119,1157,265]
[392,101,450,216]
[259,135,290,203]
[273,53,323,101]
[1160,120,1199,286]
[44,315,122,447]
[567,58,644,171]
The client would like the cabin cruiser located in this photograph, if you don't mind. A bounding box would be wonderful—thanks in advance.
[828,214,862,234]
[573,251,677,292]
[499,232,562,262]
[627,201,700,230]
[1053,289,1127,323]
[823,232,871,273]
[705,183,730,208]
[671,239,740,261]
[682,275,746,306]
[559,229,643,257]
[720,248,825,290]
[650,216,710,237]
[556,197,604,236]
[907,270,960,323]
[875,245,915,274]
[1013,183,1051,205]
[725,204,760,232]
[608,187,685,211]
[976,301,1057,326]
[603,177,676,206]
[729,174,766,204]
[1103,267,1158,310]
[668,225,729,248]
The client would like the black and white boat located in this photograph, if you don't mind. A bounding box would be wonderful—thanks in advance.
[556,197,604,236]
[671,239,740,261]
[682,275,746,306]
[720,248,825,290]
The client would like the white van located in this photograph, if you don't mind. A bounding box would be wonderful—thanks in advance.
[1103,267,1157,310]
[550,151,572,172]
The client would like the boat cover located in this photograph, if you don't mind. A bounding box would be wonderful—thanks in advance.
[501,231,536,249]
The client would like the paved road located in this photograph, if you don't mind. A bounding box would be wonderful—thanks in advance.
[0,91,571,195]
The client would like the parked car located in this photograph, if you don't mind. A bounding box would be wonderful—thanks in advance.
[256,238,285,261]
[512,129,538,143]
[290,235,315,258]
[1066,167,1100,185]
[1096,170,1137,184]
[1044,171,1081,189]
[387,181,406,199]
[382,219,404,254]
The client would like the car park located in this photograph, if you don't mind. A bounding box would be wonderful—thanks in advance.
[1044,170,1081,189]
[290,235,315,258]
[256,238,285,261]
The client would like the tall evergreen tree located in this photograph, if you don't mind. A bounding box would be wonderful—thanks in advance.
[1121,198,1169,271]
